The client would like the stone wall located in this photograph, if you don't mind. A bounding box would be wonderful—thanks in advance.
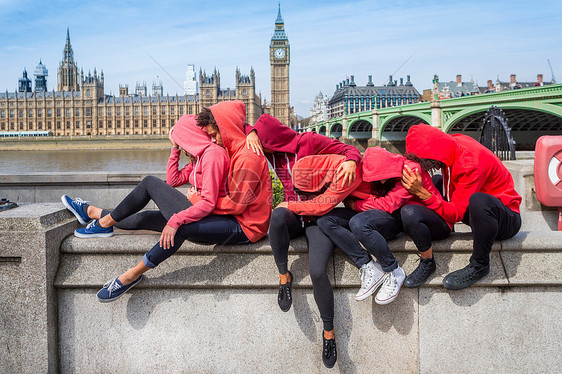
[1,203,561,373]
[0,172,186,210]
[53,228,562,373]
[0,204,78,373]
[1,158,561,372]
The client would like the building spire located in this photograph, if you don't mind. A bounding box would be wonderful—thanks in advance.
[276,2,283,24]
[272,3,288,40]
[63,27,74,62]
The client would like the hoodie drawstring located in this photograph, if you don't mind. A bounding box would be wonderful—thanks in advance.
[193,156,200,191]
[286,153,301,202]
[285,154,293,179]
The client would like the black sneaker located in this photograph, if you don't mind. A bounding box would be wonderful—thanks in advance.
[277,271,293,312]
[322,333,337,369]
[404,256,436,288]
[442,263,490,290]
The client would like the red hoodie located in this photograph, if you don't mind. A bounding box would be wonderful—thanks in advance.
[195,101,272,242]
[245,114,362,202]
[405,124,522,225]
[165,115,229,229]
[353,147,445,220]
[287,154,363,216]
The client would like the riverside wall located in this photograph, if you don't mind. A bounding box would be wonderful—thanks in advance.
[0,160,561,373]
[0,135,169,151]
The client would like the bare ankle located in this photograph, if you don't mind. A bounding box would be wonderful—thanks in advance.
[324,330,335,339]
[279,272,291,284]
[117,274,132,285]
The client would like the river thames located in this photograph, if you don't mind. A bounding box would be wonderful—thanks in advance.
[0,149,179,174]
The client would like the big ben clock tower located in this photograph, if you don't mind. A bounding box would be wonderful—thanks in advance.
[270,4,290,125]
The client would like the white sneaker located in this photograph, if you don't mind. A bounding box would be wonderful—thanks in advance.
[355,260,388,301]
[375,266,405,305]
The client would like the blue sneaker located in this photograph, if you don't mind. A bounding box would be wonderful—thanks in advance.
[97,274,144,303]
[61,195,91,225]
[74,220,114,238]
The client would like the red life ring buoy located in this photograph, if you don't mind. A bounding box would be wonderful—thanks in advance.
[547,150,562,187]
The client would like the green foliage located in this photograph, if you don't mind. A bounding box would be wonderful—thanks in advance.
[270,169,285,208]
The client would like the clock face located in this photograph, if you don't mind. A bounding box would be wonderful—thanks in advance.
[274,48,285,59]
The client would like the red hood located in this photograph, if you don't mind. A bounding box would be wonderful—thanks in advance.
[170,115,211,157]
[292,154,346,192]
[406,124,456,167]
[210,100,247,158]
[362,147,404,182]
[253,114,299,153]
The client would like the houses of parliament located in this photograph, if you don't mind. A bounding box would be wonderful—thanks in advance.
[0,7,292,136]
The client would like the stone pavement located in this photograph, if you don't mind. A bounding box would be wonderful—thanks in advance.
[2,203,561,373]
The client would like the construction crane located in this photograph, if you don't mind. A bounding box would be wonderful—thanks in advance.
[547,59,556,84]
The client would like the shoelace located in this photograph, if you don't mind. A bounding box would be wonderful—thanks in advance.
[382,274,397,293]
[412,256,434,276]
[85,220,97,230]
[464,265,483,281]
[323,338,336,358]
[359,267,374,289]
[104,278,121,297]
[278,283,291,301]
[74,197,89,206]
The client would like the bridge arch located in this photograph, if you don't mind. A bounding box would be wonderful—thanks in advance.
[379,113,430,140]
[329,123,343,138]
[348,119,372,139]
[444,102,562,146]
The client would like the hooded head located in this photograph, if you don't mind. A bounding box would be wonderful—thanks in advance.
[209,100,247,157]
[253,114,299,153]
[171,115,211,157]
[405,124,456,167]
[361,147,404,182]
[292,154,346,192]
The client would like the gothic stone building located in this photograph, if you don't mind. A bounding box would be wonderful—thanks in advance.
[0,29,263,136]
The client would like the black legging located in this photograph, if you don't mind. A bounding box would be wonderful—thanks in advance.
[269,207,336,331]
[400,204,451,252]
[102,209,168,232]
[108,175,190,226]
[463,193,521,266]
[401,192,521,267]
[100,175,249,268]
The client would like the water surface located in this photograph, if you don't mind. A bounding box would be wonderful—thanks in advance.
[0,149,176,174]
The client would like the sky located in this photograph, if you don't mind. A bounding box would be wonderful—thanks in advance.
[0,0,561,117]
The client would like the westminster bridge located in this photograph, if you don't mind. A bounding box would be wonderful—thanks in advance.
[305,84,562,150]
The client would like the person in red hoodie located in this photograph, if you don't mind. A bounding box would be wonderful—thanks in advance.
[61,115,242,302]
[244,113,362,197]
[194,100,272,243]
[402,124,522,290]
[317,147,448,305]
[270,153,362,368]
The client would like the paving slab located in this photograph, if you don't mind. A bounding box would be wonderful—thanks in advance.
[502,251,562,285]
[419,287,562,374]
[501,230,562,251]
[58,288,418,374]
